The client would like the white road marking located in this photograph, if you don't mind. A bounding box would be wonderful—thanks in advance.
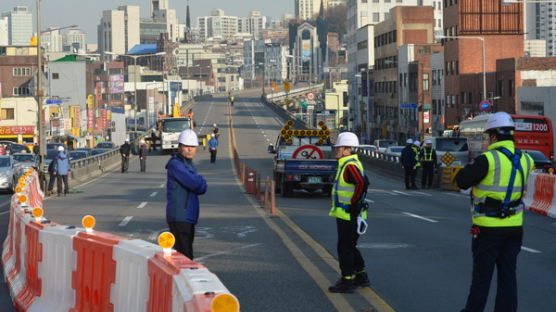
[365,199,375,204]
[521,246,542,254]
[0,201,10,208]
[446,192,467,198]
[150,192,157,197]
[410,191,432,196]
[195,243,262,262]
[392,190,411,196]
[0,210,10,216]
[137,201,148,209]
[402,212,439,223]
[119,216,133,227]
[159,183,165,188]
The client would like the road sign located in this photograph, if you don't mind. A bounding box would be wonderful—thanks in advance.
[292,145,324,160]
[441,152,456,167]
[306,92,316,101]
[46,99,64,105]
[284,82,291,92]
[479,100,491,111]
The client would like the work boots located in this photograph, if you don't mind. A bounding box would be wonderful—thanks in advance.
[328,277,355,293]
[353,271,370,288]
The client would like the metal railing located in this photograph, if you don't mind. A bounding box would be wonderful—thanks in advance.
[355,148,401,164]
[70,148,119,169]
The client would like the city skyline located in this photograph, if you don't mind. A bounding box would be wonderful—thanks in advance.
[0,0,293,44]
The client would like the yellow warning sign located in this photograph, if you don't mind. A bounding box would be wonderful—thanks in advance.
[441,152,456,167]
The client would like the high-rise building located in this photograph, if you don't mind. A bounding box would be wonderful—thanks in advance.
[41,29,63,53]
[64,29,87,52]
[0,17,8,46]
[295,0,328,21]
[247,11,267,40]
[1,6,33,46]
[526,2,556,56]
[196,10,239,41]
[150,0,179,42]
[98,6,140,55]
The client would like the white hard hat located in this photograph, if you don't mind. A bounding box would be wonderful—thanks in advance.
[125,139,130,143]
[140,139,145,144]
[334,132,359,147]
[485,112,515,132]
[57,146,64,152]
[213,123,217,127]
[211,133,216,138]
[178,129,199,146]
[414,141,421,148]
[424,139,432,144]
[406,138,414,144]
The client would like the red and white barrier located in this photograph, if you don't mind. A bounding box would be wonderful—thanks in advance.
[524,171,556,219]
[2,170,239,312]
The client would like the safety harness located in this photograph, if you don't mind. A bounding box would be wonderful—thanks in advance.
[333,158,370,233]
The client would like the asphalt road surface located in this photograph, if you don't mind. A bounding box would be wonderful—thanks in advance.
[1,91,556,311]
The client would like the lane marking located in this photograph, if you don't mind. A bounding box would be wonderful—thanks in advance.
[521,246,542,254]
[137,202,148,209]
[159,183,165,188]
[195,243,263,262]
[365,199,375,204]
[392,190,411,196]
[446,192,467,198]
[0,210,10,216]
[0,201,10,208]
[119,216,133,227]
[150,192,158,197]
[402,212,439,223]
[410,191,432,197]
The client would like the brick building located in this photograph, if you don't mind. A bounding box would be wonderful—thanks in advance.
[0,45,40,98]
[443,0,523,125]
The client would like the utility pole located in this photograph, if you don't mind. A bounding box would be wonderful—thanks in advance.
[36,0,46,177]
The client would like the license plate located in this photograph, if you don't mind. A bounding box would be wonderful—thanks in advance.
[307,176,322,183]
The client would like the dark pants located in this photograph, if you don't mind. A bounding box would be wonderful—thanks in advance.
[140,157,146,172]
[404,166,417,189]
[121,156,129,172]
[168,222,195,259]
[421,162,434,188]
[57,174,69,195]
[150,139,156,151]
[47,173,56,192]
[210,149,217,163]
[336,218,365,277]
[462,226,523,312]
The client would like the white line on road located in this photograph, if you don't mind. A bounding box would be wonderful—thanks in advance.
[119,216,133,227]
[137,202,148,209]
[392,190,411,196]
[402,212,439,223]
[195,243,263,262]
[150,192,158,197]
[159,183,165,188]
[410,191,432,197]
[365,199,375,204]
[0,210,10,216]
[446,192,467,198]
[521,246,542,254]
[0,201,10,208]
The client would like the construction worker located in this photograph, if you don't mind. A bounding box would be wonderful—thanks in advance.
[328,132,370,293]
[419,139,437,189]
[455,112,534,312]
[401,139,418,190]
[208,133,218,163]
[228,94,235,106]
[166,129,207,259]
[139,140,148,172]
[55,146,71,196]
[412,141,422,189]
[119,139,131,173]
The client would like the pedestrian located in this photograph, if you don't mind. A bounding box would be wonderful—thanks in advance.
[229,95,235,106]
[328,132,370,293]
[401,139,418,190]
[212,123,219,139]
[412,141,422,188]
[139,139,148,172]
[55,146,70,196]
[456,112,534,312]
[150,130,157,151]
[165,129,207,259]
[419,139,437,189]
[208,133,218,163]
[119,139,131,173]
[47,156,57,196]
[32,143,39,155]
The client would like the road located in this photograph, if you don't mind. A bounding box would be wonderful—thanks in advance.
[1,90,556,311]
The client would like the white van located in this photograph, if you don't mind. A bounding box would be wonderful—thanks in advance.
[429,137,470,166]
[373,139,397,153]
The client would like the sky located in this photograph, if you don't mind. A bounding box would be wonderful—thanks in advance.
[0,0,293,43]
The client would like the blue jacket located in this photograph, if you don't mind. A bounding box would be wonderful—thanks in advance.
[166,154,207,224]
[208,137,218,150]
[401,145,417,168]
[56,152,71,175]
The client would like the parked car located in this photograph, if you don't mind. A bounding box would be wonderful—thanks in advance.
[95,142,117,149]
[12,153,38,181]
[0,141,31,154]
[429,137,470,166]
[91,148,111,156]
[0,156,15,192]
[75,147,93,156]
[385,146,405,158]
[373,140,397,153]
[47,142,67,151]
[69,151,88,160]
[524,150,555,173]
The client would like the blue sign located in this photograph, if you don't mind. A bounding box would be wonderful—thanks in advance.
[400,103,417,109]
[479,100,491,111]
[45,99,64,105]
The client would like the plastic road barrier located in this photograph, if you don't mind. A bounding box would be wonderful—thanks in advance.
[524,171,556,218]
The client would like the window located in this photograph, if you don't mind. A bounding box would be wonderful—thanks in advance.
[52,73,59,79]
[13,87,31,96]
[423,73,429,91]
[497,80,504,97]
[372,13,380,22]
[0,108,14,120]
[509,80,515,97]
[13,67,31,77]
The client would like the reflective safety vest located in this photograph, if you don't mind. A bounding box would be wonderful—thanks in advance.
[422,148,435,162]
[471,140,534,227]
[412,146,421,167]
[330,154,368,221]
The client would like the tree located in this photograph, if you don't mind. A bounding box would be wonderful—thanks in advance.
[326,4,347,41]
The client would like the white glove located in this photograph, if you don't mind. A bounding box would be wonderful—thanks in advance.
[357,215,368,235]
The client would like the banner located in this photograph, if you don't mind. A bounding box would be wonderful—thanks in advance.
[302,40,311,62]
[0,126,35,135]
[109,75,124,94]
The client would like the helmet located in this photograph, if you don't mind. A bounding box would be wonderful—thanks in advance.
[485,112,515,132]
[125,139,130,143]
[424,139,432,145]
[213,123,217,128]
[413,141,421,148]
[211,133,216,138]
[334,132,359,147]
[178,129,199,146]
[57,146,64,152]
[140,139,145,144]
[406,138,414,144]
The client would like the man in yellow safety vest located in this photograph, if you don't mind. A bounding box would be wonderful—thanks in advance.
[456,112,534,312]
[328,132,370,293]
[419,139,437,189]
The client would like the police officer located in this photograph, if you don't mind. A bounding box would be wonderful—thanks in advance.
[419,139,437,189]
[412,141,422,189]
[401,139,417,190]
[119,139,131,173]
[139,139,148,172]
[328,132,370,293]
[456,112,534,312]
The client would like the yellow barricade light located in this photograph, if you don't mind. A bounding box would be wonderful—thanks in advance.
[299,130,306,136]
[210,293,240,312]
[287,130,293,135]
[549,167,555,174]
[158,231,176,256]
[32,207,43,222]
[293,130,299,136]
[281,130,286,135]
[19,194,28,205]
[318,121,325,127]
[287,120,294,127]
[82,215,96,233]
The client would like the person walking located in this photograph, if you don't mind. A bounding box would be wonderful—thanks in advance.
[208,134,218,163]
[328,132,370,293]
[119,139,131,173]
[139,139,148,172]
[32,143,39,155]
[212,123,219,139]
[166,129,207,259]
[55,146,71,196]
[401,139,418,190]
[419,139,437,189]
[47,157,57,196]
[456,112,534,312]
[150,130,158,151]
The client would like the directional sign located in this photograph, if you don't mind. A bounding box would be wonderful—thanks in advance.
[306,92,316,101]
[45,99,64,105]
[479,100,491,112]
[441,152,456,167]
[292,145,324,160]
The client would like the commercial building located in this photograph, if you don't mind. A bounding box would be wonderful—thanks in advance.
[295,0,328,21]
[525,2,556,56]
[1,6,33,46]
[0,17,8,46]
[41,29,64,53]
[0,97,37,144]
[97,6,140,55]
[64,29,87,53]
[197,10,239,41]
[0,45,39,98]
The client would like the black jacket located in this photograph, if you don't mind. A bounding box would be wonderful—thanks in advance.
[139,145,148,157]
[455,155,489,189]
[401,145,417,167]
[119,143,131,156]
